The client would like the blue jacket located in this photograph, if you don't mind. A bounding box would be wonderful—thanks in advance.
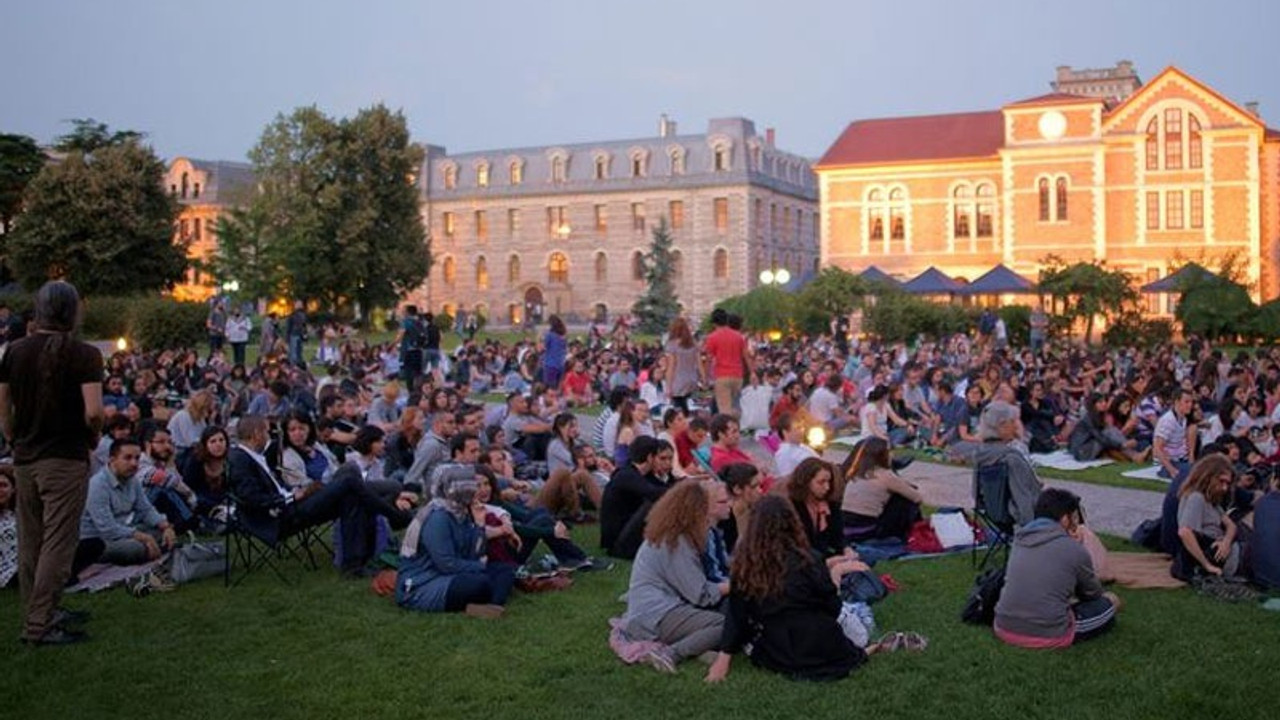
[396,508,486,612]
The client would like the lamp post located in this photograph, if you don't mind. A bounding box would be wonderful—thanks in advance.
[759,267,791,287]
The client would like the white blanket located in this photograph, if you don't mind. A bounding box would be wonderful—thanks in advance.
[1029,449,1113,471]
[1121,464,1170,483]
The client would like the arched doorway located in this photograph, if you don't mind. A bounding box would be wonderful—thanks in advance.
[524,286,545,326]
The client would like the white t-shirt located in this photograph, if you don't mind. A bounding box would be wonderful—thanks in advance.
[808,387,842,424]
[1154,410,1189,461]
[774,441,818,478]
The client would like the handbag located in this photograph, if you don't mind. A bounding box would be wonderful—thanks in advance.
[165,536,227,585]
[839,569,888,604]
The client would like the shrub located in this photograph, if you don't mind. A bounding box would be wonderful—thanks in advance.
[1102,312,1174,349]
[865,294,976,342]
[131,297,208,350]
[81,296,134,340]
[998,305,1031,347]
[434,312,454,332]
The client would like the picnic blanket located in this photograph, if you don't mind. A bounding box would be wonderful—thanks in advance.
[67,557,167,594]
[1121,464,1170,483]
[1030,450,1113,471]
[1106,552,1185,589]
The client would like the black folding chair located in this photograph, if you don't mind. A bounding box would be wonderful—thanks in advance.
[972,460,1016,569]
[223,495,334,588]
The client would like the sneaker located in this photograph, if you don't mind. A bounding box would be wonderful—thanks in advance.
[52,607,91,627]
[463,603,505,619]
[641,647,678,674]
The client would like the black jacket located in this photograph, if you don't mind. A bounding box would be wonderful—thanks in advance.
[228,446,292,544]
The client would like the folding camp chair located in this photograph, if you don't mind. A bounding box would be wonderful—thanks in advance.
[972,460,1016,569]
[223,496,334,588]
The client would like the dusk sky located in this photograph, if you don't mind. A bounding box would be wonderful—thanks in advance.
[3,0,1277,162]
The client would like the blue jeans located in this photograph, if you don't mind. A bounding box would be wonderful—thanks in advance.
[288,336,304,365]
[443,564,516,610]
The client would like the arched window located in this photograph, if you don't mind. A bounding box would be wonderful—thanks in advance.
[180,172,189,199]
[595,155,608,180]
[475,256,489,290]
[1189,115,1203,169]
[631,251,645,281]
[713,248,729,279]
[1145,118,1159,171]
[669,149,685,176]
[442,256,456,286]
[1164,108,1183,170]
[953,185,973,238]
[867,188,884,240]
[443,165,457,190]
[714,147,729,171]
[551,157,566,183]
[193,183,201,199]
[476,163,489,187]
[631,155,644,178]
[595,251,608,283]
[1038,178,1051,221]
[548,252,568,284]
[888,188,905,240]
[1055,178,1068,221]
[508,254,520,283]
[975,184,994,237]
[509,161,523,185]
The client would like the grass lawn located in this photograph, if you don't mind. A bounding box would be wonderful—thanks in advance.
[862,446,1170,493]
[2,527,1278,720]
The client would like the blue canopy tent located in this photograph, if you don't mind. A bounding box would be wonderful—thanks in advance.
[960,264,1037,295]
[902,266,964,295]
[1140,262,1215,293]
[858,265,903,290]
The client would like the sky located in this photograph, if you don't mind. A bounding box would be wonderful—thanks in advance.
[3,0,1278,162]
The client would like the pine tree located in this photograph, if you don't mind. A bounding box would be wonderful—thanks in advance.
[631,217,680,334]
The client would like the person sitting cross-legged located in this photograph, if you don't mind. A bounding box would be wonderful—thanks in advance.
[227,415,410,577]
[78,437,176,566]
[993,488,1122,649]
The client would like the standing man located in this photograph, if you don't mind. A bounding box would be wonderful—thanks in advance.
[225,306,252,367]
[285,300,307,367]
[423,311,442,375]
[259,311,278,359]
[0,281,105,646]
[1029,304,1048,356]
[702,308,751,419]
[395,305,425,389]
[206,301,227,361]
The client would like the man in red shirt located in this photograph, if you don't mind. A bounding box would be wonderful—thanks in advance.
[702,309,752,419]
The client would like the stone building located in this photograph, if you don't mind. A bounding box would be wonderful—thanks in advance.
[163,158,255,302]
[1051,60,1143,103]
[817,66,1280,314]
[413,116,819,325]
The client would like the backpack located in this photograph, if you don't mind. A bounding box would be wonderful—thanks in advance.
[960,566,1006,625]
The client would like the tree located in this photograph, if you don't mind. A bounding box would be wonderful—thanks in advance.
[1175,258,1255,342]
[795,266,871,318]
[712,285,797,334]
[54,118,144,154]
[9,135,185,295]
[631,217,680,333]
[0,133,45,284]
[1037,257,1138,344]
[209,203,285,306]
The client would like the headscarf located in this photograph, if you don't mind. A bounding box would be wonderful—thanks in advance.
[400,464,478,558]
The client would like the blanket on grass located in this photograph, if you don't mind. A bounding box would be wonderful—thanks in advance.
[67,557,167,594]
[1120,464,1170,482]
[1106,552,1185,589]
[1030,449,1113,471]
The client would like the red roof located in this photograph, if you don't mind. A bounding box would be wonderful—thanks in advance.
[1267,128,1280,142]
[817,111,1005,168]
[1005,92,1102,107]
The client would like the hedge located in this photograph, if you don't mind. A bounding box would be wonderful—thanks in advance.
[77,295,206,350]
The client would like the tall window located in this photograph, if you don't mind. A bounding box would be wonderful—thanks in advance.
[954,185,973,237]
[631,153,645,178]
[1146,269,1161,314]
[595,156,608,180]
[714,147,728,171]
[193,183,201,199]
[670,150,685,175]
[179,219,188,238]
[508,254,520,283]
[1038,178,1051,222]
[868,189,884,240]
[631,251,645,281]
[551,157,566,183]
[442,256,456,286]
[477,164,489,187]
[181,172,189,198]
[1190,190,1204,228]
[193,218,202,241]
[669,200,684,229]
[1189,116,1203,169]
[631,203,645,232]
[475,257,489,290]
[1145,118,1159,171]
[888,188,905,240]
[548,252,568,283]
[1166,190,1184,229]
[1146,192,1161,229]
[713,248,729,279]
[595,252,608,283]
[547,206,567,236]
[1055,178,1068,221]
[443,166,457,190]
[507,208,519,236]
[782,205,792,239]
[475,211,488,240]
[714,198,728,233]
[443,212,456,237]
[594,204,607,233]
[1164,109,1183,170]
[975,184,994,237]
[770,203,777,235]
[509,161,522,185]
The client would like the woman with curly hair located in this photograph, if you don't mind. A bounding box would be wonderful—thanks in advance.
[622,481,729,673]
[1174,454,1241,580]
[787,458,848,560]
[705,495,871,683]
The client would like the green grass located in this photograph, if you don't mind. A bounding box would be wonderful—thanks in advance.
[2,526,1279,720]
[864,446,1170,493]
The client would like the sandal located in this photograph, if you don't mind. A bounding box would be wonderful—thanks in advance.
[874,632,905,652]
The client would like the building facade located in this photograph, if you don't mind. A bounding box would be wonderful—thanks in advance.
[817,66,1280,313]
[1051,60,1143,103]
[413,116,819,325]
[163,158,255,302]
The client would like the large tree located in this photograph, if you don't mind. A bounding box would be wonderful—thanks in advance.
[1037,257,1138,344]
[631,217,680,333]
[54,118,144,154]
[9,131,185,295]
[0,133,46,284]
[223,104,428,317]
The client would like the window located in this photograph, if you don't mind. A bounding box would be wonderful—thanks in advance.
[670,150,685,175]
[782,205,792,239]
[193,183,201,199]
[770,203,777,235]
[631,202,645,232]
[475,257,489,290]
[754,198,762,233]
[1189,116,1203,169]
[713,248,729,279]
[1146,192,1161,229]
[546,206,568,237]
[1145,118,1159,171]
[595,252,608,283]
[954,185,973,237]
[1190,190,1204,229]
[508,254,520,283]
[442,256,456,286]
[179,219,189,238]
[507,208,519,236]
[551,157,566,183]
[1038,178,1050,222]
[477,164,489,187]
[669,200,684,230]
[714,147,729,171]
[868,188,884,240]
[475,211,488,240]
[594,204,607,233]
[714,198,728,233]
[1164,109,1182,170]
[595,156,608,180]
[631,155,645,178]
[631,251,645,281]
[1166,190,1184,229]
[509,161,523,185]
[889,188,905,240]
[1146,269,1161,314]
[443,212,456,237]
[1055,178,1068,221]
[976,184,994,237]
[548,252,568,284]
[443,166,457,190]
[181,172,189,199]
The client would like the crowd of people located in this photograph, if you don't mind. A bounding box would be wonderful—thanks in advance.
[3,281,1279,683]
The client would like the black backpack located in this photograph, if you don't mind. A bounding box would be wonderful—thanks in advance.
[960,566,1006,625]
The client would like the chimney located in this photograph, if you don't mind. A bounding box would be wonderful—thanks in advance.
[658,114,677,137]
[766,128,775,147]
[1245,101,1261,118]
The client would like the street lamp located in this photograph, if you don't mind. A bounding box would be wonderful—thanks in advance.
[759,267,791,287]
[221,280,240,294]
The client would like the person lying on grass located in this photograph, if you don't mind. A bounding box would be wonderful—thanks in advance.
[994,488,1122,649]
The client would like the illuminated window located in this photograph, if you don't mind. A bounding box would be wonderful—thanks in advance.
[713,248,729,279]
[443,212,456,237]
[475,256,489,290]
[669,200,684,230]
[714,198,728,233]
[975,184,994,237]
[476,163,489,188]
[1038,178,1050,221]
[546,206,568,237]
[1055,178,1068,221]
[631,203,645,232]
[1166,190,1184,229]
[1190,190,1204,229]
[508,254,520,283]
[888,188,905,240]
[954,185,973,237]
[475,211,488,240]
[1146,192,1161,229]
[595,251,608,283]
[868,188,884,240]
[442,256,456,286]
[594,204,607,233]
[548,252,568,284]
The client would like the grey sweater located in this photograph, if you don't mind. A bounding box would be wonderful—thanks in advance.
[973,441,1043,526]
[622,536,723,640]
[994,518,1104,638]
